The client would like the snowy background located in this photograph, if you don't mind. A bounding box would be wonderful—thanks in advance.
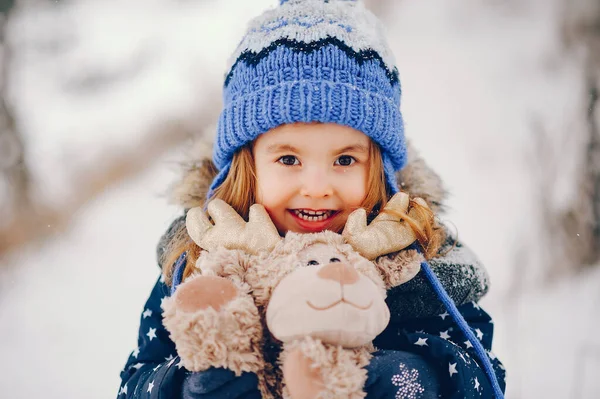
[0,0,599,398]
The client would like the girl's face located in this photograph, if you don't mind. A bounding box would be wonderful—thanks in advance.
[253,123,370,234]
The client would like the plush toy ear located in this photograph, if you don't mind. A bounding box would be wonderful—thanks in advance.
[343,192,430,260]
[185,199,282,254]
[186,207,211,246]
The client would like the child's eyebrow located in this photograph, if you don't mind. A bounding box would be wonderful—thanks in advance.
[265,143,368,154]
[334,144,369,155]
[266,144,299,153]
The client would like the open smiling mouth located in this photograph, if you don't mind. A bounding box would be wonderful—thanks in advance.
[289,209,339,223]
[306,298,373,311]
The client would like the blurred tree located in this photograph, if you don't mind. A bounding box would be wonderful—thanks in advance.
[517,0,600,280]
[0,0,30,230]
[0,0,14,14]
[551,0,600,274]
[0,0,221,258]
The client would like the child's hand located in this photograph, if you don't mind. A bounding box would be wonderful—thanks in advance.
[364,350,441,398]
[182,368,260,399]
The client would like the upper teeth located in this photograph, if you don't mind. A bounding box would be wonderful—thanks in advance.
[293,209,333,221]
[300,210,327,216]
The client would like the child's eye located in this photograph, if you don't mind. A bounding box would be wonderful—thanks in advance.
[278,155,299,166]
[306,260,320,266]
[335,155,355,167]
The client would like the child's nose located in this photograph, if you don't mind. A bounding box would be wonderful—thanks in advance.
[317,262,359,285]
[300,170,334,198]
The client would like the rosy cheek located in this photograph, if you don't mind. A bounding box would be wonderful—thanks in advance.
[263,208,288,234]
[263,206,283,223]
[346,187,367,207]
[261,205,274,217]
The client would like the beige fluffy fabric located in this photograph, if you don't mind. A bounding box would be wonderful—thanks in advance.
[168,231,390,398]
[161,277,265,375]
[248,231,388,307]
[194,247,254,284]
[251,233,385,398]
[281,337,373,399]
[375,249,424,289]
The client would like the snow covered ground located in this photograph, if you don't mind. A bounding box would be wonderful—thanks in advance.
[0,0,596,398]
[0,152,181,399]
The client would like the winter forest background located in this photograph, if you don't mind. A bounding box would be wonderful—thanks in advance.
[0,0,599,398]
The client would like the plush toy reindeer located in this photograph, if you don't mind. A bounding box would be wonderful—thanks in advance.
[162,193,428,399]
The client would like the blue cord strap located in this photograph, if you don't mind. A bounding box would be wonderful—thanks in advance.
[170,251,187,296]
[419,259,504,398]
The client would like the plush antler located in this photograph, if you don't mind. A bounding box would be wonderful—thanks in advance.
[342,193,430,260]
[186,199,282,255]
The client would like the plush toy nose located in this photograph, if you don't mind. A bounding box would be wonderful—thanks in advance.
[317,262,359,285]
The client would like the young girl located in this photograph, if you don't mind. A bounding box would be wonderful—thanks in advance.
[118,0,506,398]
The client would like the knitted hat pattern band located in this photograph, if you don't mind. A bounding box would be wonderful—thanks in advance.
[209,0,406,198]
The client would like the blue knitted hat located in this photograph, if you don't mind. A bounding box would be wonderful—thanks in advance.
[209,0,406,198]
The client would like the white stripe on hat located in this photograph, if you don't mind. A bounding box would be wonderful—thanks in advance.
[226,0,396,72]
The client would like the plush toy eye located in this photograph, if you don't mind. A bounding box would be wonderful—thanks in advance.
[307,260,320,266]
[329,257,341,263]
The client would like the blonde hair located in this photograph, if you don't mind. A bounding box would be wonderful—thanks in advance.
[162,140,444,285]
